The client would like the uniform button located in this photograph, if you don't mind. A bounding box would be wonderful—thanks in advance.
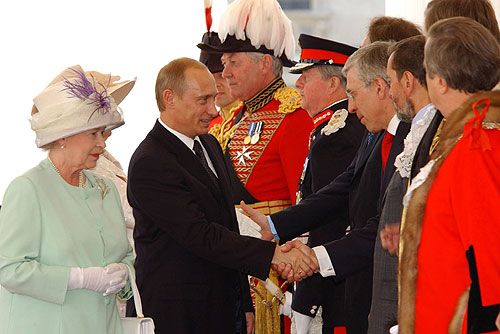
[310,308,316,314]
[97,226,103,232]
[312,305,318,310]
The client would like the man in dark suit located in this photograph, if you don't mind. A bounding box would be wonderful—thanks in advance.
[126,58,317,334]
[368,35,436,334]
[287,34,364,334]
[243,41,410,334]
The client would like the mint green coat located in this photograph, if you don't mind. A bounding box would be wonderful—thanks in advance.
[0,159,134,334]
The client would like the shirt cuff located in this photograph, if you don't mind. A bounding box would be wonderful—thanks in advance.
[313,246,336,277]
[267,216,280,241]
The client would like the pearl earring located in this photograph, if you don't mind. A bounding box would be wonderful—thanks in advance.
[60,144,65,149]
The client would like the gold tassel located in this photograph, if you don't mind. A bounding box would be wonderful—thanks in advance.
[252,270,281,334]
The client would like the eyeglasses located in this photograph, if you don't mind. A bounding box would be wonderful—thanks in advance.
[346,78,389,101]
[346,84,366,101]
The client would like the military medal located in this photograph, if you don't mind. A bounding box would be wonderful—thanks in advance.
[244,123,254,145]
[250,121,263,145]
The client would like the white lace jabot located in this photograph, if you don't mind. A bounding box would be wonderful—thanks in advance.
[394,104,437,179]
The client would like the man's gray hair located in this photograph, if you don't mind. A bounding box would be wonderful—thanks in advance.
[317,65,347,88]
[247,52,283,77]
[342,41,394,86]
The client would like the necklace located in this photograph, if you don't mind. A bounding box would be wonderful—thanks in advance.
[48,158,86,187]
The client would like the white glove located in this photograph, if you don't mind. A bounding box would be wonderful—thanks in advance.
[68,263,128,296]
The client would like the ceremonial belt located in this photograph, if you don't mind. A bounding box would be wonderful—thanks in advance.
[235,199,291,215]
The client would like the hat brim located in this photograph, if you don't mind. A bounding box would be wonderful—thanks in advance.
[289,62,315,74]
[198,35,296,68]
[31,68,136,115]
[108,79,136,105]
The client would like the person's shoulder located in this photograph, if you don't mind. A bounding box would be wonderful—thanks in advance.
[15,160,52,184]
[2,162,48,199]
[273,86,304,117]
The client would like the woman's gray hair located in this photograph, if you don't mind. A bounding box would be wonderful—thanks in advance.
[342,41,394,86]
[247,52,283,77]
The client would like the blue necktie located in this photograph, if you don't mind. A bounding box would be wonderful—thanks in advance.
[366,132,375,145]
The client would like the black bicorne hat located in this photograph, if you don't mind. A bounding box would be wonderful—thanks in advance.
[198,34,296,68]
[198,32,224,73]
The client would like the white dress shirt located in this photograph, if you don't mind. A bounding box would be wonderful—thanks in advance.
[158,118,218,177]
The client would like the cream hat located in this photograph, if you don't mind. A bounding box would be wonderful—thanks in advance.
[30,65,135,147]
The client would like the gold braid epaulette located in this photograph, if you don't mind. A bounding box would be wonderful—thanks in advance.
[274,87,302,114]
[209,101,244,152]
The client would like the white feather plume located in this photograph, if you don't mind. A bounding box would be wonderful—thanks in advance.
[218,0,296,59]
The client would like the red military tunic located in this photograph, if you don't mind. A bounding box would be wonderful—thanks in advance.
[415,99,500,333]
[228,77,312,204]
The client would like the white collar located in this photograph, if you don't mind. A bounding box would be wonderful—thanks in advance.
[322,98,348,112]
[158,118,200,151]
[412,103,433,126]
[387,114,400,136]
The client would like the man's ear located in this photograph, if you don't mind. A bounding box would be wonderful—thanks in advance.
[330,76,341,91]
[261,54,274,74]
[402,71,416,96]
[162,89,176,109]
[436,76,449,95]
[373,77,389,99]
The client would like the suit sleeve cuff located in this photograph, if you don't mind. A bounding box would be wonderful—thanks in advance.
[313,246,336,277]
[267,216,280,241]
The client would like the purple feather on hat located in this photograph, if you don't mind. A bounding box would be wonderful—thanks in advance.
[62,68,112,121]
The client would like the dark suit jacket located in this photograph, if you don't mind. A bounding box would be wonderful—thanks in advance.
[292,100,364,327]
[127,121,276,334]
[272,120,410,334]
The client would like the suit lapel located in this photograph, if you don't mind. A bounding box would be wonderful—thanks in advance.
[201,135,240,231]
[411,111,444,179]
[149,121,222,200]
[354,131,383,175]
[200,135,230,196]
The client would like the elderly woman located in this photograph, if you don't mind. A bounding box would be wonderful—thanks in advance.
[0,65,135,333]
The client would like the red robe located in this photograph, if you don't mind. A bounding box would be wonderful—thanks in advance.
[415,109,500,333]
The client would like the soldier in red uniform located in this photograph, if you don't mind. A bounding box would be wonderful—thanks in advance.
[199,0,312,211]
[199,0,312,332]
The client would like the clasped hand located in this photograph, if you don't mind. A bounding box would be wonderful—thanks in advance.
[272,240,319,282]
[68,263,128,296]
[240,201,319,282]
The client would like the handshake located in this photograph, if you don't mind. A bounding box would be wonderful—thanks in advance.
[240,202,319,282]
